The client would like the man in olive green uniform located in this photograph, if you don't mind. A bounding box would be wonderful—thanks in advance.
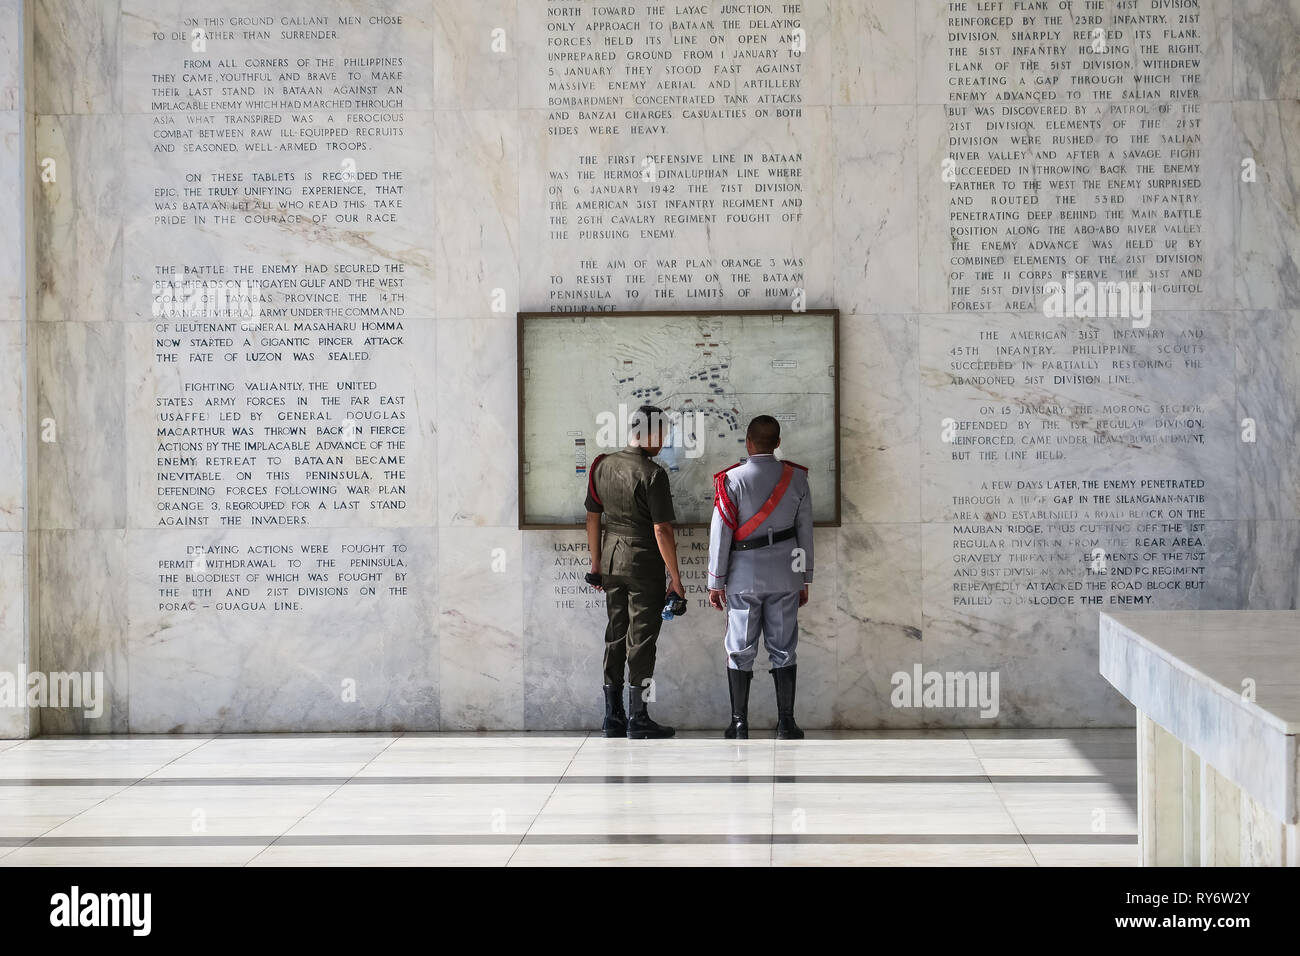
[585,405,684,739]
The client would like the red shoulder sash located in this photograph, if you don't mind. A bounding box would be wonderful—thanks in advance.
[735,462,795,541]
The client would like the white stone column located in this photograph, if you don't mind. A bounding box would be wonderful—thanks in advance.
[1142,716,1300,867]
[1200,759,1242,867]
[0,0,33,739]
[1181,742,1202,865]
[1138,712,1189,866]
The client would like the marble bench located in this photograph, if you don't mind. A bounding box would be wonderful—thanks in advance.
[1100,611,1299,867]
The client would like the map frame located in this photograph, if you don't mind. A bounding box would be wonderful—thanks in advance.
[516,309,842,530]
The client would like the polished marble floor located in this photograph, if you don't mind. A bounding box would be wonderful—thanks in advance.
[0,730,1138,866]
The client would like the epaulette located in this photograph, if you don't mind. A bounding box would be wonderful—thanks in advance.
[783,460,808,471]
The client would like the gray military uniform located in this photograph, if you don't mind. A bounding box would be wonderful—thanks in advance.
[707,454,813,671]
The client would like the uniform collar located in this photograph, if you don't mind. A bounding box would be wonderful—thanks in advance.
[624,444,654,457]
[748,453,776,459]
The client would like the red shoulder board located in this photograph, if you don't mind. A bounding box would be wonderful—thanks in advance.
[782,461,808,471]
[712,461,743,480]
[587,453,608,505]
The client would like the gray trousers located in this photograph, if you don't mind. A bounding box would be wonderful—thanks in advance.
[725,591,799,671]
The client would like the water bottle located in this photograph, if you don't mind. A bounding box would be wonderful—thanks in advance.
[661,590,687,621]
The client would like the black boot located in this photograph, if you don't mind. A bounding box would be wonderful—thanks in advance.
[602,684,627,738]
[725,668,752,739]
[626,684,675,739]
[772,665,804,740]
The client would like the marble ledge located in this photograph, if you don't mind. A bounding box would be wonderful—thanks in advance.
[1100,609,1299,823]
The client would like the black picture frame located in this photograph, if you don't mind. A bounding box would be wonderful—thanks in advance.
[516,308,842,530]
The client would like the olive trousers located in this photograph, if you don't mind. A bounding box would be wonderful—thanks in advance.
[601,574,667,688]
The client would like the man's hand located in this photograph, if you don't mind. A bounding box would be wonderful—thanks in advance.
[709,587,726,611]
[585,568,603,592]
[798,584,809,608]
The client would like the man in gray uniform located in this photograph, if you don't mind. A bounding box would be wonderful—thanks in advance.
[707,415,813,739]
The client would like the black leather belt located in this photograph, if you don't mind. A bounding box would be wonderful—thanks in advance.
[731,526,796,552]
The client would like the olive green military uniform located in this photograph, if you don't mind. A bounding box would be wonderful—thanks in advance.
[585,446,676,687]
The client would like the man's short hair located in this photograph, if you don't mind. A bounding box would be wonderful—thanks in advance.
[629,404,669,446]
[746,415,780,452]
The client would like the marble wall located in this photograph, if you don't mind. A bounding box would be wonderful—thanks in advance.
[8,0,1300,734]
